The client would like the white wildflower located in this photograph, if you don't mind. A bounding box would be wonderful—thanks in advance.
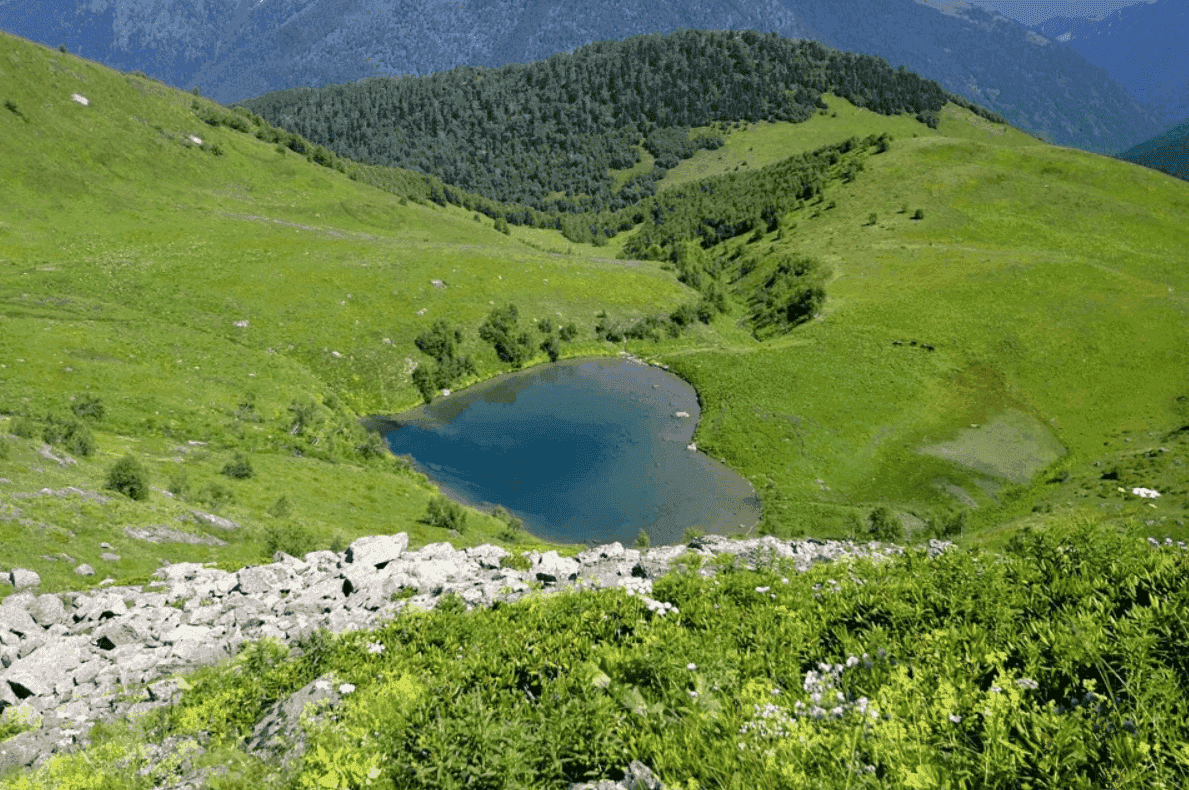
[687,663,697,671]
[338,683,356,694]
[367,642,385,655]
[1131,487,1160,498]
[949,713,962,723]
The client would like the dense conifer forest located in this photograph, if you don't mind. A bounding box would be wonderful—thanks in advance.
[237,30,1007,215]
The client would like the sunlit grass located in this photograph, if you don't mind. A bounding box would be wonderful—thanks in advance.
[6,513,1188,789]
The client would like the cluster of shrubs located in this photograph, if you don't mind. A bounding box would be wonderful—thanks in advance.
[9,395,106,457]
[412,319,478,403]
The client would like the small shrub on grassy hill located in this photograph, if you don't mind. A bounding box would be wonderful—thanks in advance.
[492,505,523,533]
[354,427,390,460]
[541,335,560,362]
[107,455,149,501]
[425,495,468,532]
[912,208,925,220]
[479,304,534,367]
[10,415,38,439]
[44,419,95,457]
[288,398,322,436]
[558,322,578,342]
[500,552,531,571]
[263,522,316,559]
[71,395,105,421]
[221,453,255,479]
[867,506,904,541]
[0,438,8,460]
[635,528,651,549]
[268,495,293,519]
[669,303,698,328]
[167,469,190,498]
[328,531,347,554]
[198,482,234,510]
[537,318,554,334]
[412,364,436,404]
[867,213,878,226]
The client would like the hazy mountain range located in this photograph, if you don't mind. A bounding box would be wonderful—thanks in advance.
[1034,0,1187,129]
[0,0,1177,158]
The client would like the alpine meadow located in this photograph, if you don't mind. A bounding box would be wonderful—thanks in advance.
[2,26,1189,790]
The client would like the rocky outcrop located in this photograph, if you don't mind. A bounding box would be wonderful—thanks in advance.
[0,533,953,781]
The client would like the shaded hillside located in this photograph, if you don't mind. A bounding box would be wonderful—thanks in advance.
[0,0,1163,156]
[237,30,1006,212]
[779,0,1163,156]
[1114,118,1189,183]
[1035,0,1189,131]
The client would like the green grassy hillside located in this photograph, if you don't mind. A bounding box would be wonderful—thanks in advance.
[3,28,1189,790]
[0,30,716,597]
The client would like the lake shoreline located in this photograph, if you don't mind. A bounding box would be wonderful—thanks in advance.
[367,352,763,548]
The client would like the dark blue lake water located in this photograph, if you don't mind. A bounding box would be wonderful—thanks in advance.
[381,356,760,547]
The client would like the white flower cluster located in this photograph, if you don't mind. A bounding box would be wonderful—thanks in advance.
[1147,537,1188,550]
[791,657,880,722]
[1131,487,1160,498]
[739,652,885,745]
[618,577,679,615]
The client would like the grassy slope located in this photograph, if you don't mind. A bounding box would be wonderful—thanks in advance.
[3,32,1189,790]
[653,95,1189,541]
[0,32,716,598]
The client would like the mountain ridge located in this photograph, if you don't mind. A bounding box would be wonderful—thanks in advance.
[0,0,1165,155]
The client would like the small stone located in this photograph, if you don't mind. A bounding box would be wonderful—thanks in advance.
[73,564,95,577]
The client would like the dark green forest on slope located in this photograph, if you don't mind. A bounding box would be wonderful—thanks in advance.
[236,29,1008,214]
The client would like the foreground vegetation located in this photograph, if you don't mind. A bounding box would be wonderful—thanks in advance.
[5,514,1189,789]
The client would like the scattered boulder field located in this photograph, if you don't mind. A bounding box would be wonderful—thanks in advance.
[0,531,953,779]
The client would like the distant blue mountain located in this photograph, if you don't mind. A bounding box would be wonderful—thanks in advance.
[1034,0,1189,130]
[1114,117,1189,184]
[0,0,1165,156]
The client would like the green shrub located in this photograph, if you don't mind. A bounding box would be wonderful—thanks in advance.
[9,415,38,438]
[867,212,878,226]
[168,469,190,499]
[558,322,578,342]
[328,531,347,554]
[221,453,255,479]
[492,505,523,532]
[425,495,468,532]
[540,336,560,362]
[479,304,533,367]
[355,428,389,460]
[44,419,95,456]
[268,495,293,519]
[198,482,234,509]
[263,522,316,559]
[0,438,8,460]
[536,318,554,334]
[867,506,904,541]
[107,454,150,501]
[412,364,436,403]
[912,208,925,220]
[635,528,651,549]
[500,552,531,572]
[436,592,467,616]
[682,527,705,544]
[71,394,106,421]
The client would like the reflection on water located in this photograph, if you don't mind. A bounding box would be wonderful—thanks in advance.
[381,356,760,546]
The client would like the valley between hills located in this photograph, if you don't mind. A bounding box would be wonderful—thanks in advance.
[2,27,1189,789]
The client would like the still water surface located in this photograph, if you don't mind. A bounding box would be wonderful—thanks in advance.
[381,356,760,546]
